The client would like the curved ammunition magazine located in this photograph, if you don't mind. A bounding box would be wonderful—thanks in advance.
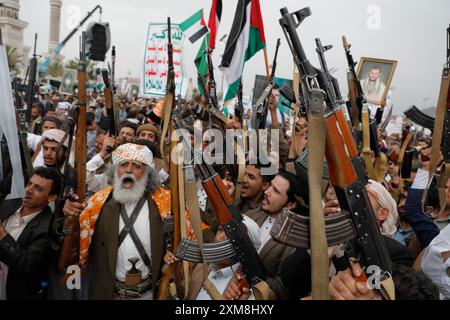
[270,208,356,248]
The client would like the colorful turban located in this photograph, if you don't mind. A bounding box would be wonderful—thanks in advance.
[112,143,154,168]
[41,128,70,148]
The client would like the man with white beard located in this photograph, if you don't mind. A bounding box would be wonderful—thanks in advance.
[63,143,177,300]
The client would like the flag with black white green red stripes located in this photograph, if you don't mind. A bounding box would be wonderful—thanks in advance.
[219,0,266,103]
[179,9,209,44]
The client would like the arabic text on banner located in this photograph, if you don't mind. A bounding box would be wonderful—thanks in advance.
[143,23,186,97]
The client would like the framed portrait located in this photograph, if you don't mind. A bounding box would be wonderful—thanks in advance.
[357,57,397,106]
[59,68,77,95]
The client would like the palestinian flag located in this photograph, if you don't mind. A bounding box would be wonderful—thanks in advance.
[194,33,210,95]
[208,0,222,49]
[220,0,266,102]
[180,9,209,44]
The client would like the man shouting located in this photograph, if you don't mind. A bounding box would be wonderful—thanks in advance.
[63,143,172,300]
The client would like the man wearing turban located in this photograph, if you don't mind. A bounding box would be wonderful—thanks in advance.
[62,143,193,299]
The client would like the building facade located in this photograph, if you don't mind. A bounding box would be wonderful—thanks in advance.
[0,0,29,59]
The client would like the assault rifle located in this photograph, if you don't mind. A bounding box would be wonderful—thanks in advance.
[157,17,181,300]
[342,36,365,128]
[206,48,218,107]
[12,77,33,185]
[251,38,281,129]
[196,73,227,127]
[235,81,244,124]
[101,69,119,141]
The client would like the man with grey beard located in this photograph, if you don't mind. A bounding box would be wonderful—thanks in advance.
[63,143,171,300]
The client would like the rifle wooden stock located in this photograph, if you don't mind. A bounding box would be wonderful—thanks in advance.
[169,120,181,251]
[335,109,358,158]
[362,106,375,179]
[325,114,358,188]
[202,178,232,225]
[75,53,87,210]
[57,35,87,270]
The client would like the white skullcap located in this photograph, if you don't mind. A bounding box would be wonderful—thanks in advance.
[366,179,398,238]
[57,101,71,110]
[242,215,261,251]
[41,128,69,148]
[126,118,140,125]
[112,143,154,168]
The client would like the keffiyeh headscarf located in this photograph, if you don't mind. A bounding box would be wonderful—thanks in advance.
[41,128,70,148]
[367,179,398,238]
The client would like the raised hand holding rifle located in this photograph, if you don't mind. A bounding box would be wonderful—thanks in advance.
[343,36,365,130]
[343,36,383,180]
[251,38,281,130]
[101,67,119,153]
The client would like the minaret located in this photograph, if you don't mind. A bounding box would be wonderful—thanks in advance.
[48,0,62,53]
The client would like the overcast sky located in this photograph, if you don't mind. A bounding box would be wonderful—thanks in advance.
[20,0,449,114]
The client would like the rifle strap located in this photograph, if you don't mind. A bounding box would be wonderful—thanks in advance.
[362,105,375,179]
[176,144,190,299]
[380,277,396,300]
[438,163,450,212]
[287,66,301,163]
[253,280,273,300]
[374,153,388,183]
[118,196,152,269]
[423,67,450,208]
[308,89,329,300]
[347,72,360,128]
[203,277,224,300]
[160,92,174,156]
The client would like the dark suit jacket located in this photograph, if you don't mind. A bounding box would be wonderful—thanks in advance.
[0,204,52,300]
[88,196,164,300]
[245,208,296,300]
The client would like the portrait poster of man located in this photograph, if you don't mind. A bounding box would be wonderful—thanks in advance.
[357,57,397,106]
[59,68,77,95]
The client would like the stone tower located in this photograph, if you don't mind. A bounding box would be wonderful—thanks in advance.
[48,0,62,53]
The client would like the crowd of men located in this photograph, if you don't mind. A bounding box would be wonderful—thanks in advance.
[0,83,449,301]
